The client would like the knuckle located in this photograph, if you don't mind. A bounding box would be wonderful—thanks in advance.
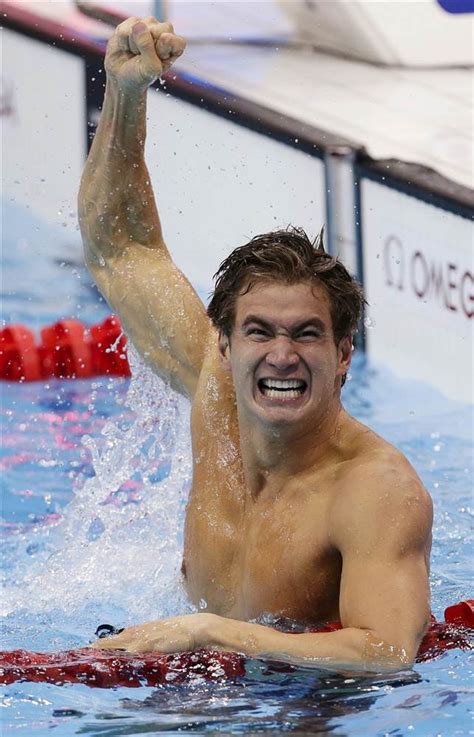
[117,16,139,32]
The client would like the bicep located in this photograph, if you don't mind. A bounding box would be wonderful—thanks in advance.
[339,550,431,662]
[88,244,211,398]
[336,473,433,662]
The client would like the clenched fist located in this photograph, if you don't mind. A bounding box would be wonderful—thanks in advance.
[105,16,186,92]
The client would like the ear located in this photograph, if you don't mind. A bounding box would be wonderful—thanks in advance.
[218,332,231,371]
[336,336,353,376]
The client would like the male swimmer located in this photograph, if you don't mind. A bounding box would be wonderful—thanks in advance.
[78,17,433,672]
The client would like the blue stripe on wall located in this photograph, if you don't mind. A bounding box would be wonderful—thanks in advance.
[437,0,474,13]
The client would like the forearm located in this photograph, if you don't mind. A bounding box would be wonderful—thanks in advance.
[78,79,164,265]
[207,617,411,673]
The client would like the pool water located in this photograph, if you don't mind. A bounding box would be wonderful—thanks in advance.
[1,346,473,736]
[1,208,473,735]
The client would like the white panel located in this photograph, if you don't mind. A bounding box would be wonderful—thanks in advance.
[361,179,473,404]
[92,1,153,16]
[166,0,291,40]
[2,29,86,242]
[175,45,472,191]
[278,0,474,67]
[145,90,326,297]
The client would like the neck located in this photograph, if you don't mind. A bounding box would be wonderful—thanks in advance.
[238,398,346,497]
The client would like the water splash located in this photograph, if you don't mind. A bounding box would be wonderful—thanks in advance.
[1,346,193,624]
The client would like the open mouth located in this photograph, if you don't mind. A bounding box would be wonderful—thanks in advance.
[258,378,307,400]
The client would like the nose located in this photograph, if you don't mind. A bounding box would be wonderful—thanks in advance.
[265,336,299,370]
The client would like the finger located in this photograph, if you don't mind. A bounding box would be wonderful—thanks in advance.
[129,19,174,54]
[90,637,150,653]
[130,22,163,81]
[114,16,141,53]
[89,635,126,650]
[148,20,175,40]
[155,32,186,61]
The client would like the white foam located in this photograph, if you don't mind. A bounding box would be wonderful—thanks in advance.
[1,346,194,623]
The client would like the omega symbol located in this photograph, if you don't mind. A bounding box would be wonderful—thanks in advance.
[383,235,404,291]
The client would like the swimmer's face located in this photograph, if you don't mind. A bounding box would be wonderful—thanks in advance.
[219,280,351,428]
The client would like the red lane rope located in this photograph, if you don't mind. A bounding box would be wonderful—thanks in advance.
[0,316,130,381]
[0,602,472,688]
[0,648,245,688]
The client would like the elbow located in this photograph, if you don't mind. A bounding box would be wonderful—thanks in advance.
[82,242,115,300]
[77,184,96,239]
[362,630,415,673]
[77,191,112,262]
[83,243,105,277]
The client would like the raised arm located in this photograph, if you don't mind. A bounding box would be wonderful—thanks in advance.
[78,17,210,398]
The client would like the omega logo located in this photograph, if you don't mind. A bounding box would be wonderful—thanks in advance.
[383,235,473,319]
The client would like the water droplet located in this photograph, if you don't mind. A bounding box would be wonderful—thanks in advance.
[87,517,105,541]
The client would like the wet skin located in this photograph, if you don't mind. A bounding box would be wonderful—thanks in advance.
[186,281,355,623]
[79,15,433,669]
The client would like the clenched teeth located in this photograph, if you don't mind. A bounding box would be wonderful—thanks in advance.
[263,388,304,399]
[258,378,307,399]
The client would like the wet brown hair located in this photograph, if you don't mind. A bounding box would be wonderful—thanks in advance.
[207,226,365,345]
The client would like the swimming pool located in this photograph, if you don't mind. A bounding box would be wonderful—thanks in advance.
[1,224,473,735]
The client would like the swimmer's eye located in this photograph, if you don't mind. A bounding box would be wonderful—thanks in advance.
[245,327,322,341]
[295,329,322,341]
[246,328,271,340]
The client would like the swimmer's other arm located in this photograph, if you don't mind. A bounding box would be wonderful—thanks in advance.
[93,469,433,673]
[78,17,210,398]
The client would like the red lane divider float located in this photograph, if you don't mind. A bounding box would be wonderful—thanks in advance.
[445,599,474,628]
[0,316,130,381]
[0,601,472,689]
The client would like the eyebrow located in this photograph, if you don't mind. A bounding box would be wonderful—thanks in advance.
[241,315,327,332]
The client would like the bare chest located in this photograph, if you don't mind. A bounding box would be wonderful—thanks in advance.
[183,368,343,623]
[183,439,341,624]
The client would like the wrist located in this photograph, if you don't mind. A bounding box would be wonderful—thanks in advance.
[105,76,148,103]
[193,613,221,649]
[198,615,258,654]
[96,79,148,154]
[103,78,148,117]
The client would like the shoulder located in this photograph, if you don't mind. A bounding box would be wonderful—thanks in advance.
[335,417,432,516]
[330,444,433,555]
